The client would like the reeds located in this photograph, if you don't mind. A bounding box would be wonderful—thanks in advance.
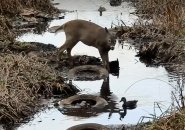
[138,39,185,64]
[144,108,185,130]
[115,1,185,129]
[115,0,185,65]
[0,52,64,123]
[136,0,185,35]
[136,77,185,130]
[0,0,62,124]
[0,16,15,42]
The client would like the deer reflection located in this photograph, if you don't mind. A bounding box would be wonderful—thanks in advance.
[100,76,127,120]
[100,76,118,119]
[100,77,138,120]
[100,76,112,98]
[57,59,129,119]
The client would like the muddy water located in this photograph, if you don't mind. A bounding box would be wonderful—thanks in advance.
[16,0,181,130]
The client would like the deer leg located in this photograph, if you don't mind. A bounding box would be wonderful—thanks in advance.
[66,47,74,67]
[58,42,68,60]
[58,39,78,61]
[99,49,110,72]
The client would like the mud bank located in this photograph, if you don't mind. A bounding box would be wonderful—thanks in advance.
[0,0,67,125]
[0,0,60,42]
[0,42,83,124]
[113,25,185,66]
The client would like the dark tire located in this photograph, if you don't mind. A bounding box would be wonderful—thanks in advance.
[68,65,108,81]
[67,123,109,130]
[59,94,108,109]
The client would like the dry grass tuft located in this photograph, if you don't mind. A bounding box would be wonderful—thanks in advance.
[111,1,185,66]
[138,39,185,64]
[0,0,59,43]
[0,52,66,123]
[145,109,185,130]
[136,0,185,35]
[128,1,185,129]
[0,16,15,42]
[0,0,59,16]
[0,0,69,125]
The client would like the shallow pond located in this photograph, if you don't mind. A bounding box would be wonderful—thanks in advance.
[15,0,183,130]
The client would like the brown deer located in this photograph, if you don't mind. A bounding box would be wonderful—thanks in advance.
[52,19,116,71]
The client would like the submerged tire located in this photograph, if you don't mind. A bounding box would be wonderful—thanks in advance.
[68,65,108,81]
[59,94,108,109]
[67,123,109,130]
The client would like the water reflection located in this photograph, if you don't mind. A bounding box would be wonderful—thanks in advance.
[55,68,137,121]
[13,0,184,129]
[100,76,119,119]
[57,107,99,117]
[138,52,185,108]
[56,74,123,119]
[119,107,127,121]
[100,77,138,121]
[59,70,139,121]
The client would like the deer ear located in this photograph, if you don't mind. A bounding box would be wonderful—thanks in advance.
[105,27,109,33]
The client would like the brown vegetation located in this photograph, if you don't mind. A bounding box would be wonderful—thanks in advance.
[115,0,185,65]
[128,1,185,130]
[115,25,185,65]
[138,37,185,64]
[0,0,59,16]
[134,0,185,64]
[0,42,81,124]
[0,16,15,42]
[136,0,185,35]
[0,0,59,43]
[0,0,64,124]
[144,109,185,130]
[0,51,59,123]
[0,35,90,123]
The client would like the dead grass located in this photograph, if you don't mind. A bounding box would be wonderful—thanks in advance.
[0,0,68,123]
[127,1,185,129]
[0,0,59,16]
[0,0,59,44]
[114,0,185,65]
[136,0,185,35]
[126,0,185,65]
[0,16,15,42]
[138,38,185,64]
[144,109,185,130]
[0,51,67,123]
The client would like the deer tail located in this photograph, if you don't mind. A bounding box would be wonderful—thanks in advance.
[55,24,65,34]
